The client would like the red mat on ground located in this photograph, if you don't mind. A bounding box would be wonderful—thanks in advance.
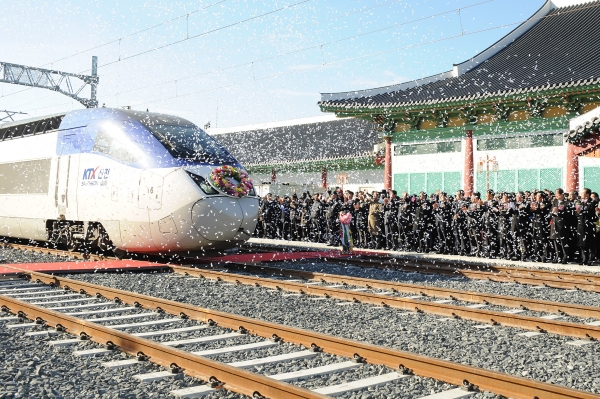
[0,260,164,275]
[200,250,351,263]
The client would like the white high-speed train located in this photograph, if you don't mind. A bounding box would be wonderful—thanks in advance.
[0,108,259,253]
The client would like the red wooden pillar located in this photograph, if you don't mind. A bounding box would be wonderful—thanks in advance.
[464,130,474,197]
[566,144,579,193]
[383,136,392,190]
[565,133,600,193]
[271,169,276,183]
[321,167,327,189]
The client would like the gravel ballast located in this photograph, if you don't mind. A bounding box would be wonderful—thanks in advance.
[66,271,600,395]
[271,259,600,311]
[0,247,77,265]
[0,317,248,399]
[0,280,472,399]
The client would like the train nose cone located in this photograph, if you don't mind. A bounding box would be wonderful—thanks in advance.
[191,197,244,241]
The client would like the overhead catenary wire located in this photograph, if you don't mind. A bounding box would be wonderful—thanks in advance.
[95,0,494,99]
[3,0,414,109]
[1,0,311,105]
[0,0,228,101]
[125,19,557,108]
[17,1,600,116]
[17,10,548,114]
[91,0,311,71]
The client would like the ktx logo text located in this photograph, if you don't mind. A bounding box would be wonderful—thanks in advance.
[81,167,110,186]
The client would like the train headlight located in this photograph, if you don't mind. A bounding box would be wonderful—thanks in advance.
[185,171,219,195]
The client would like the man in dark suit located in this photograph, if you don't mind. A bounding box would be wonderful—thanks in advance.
[384,190,400,250]
[576,188,598,265]
[551,188,570,264]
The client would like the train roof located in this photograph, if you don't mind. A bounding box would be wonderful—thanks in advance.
[0,108,200,142]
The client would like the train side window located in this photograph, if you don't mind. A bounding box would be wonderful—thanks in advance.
[93,130,138,164]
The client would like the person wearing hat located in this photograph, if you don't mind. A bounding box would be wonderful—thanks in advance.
[368,191,384,249]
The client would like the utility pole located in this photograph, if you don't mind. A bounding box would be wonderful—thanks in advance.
[477,155,499,192]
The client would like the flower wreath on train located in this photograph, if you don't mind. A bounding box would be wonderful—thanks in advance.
[210,165,253,197]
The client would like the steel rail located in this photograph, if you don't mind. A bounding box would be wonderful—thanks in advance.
[165,264,600,340]
[0,294,328,399]
[0,242,116,262]
[2,265,599,399]
[342,253,600,284]
[243,242,600,288]
[173,262,600,321]
[326,257,600,292]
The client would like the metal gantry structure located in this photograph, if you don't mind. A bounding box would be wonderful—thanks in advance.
[0,110,28,123]
[0,56,99,108]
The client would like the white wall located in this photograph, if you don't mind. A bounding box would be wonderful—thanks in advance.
[392,137,568,191]
[249,169,383,188]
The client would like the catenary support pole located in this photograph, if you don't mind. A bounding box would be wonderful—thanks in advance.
[91,56,98,107]
[566,143,579,193]
[464,129,474,196]
[383,135,392,190]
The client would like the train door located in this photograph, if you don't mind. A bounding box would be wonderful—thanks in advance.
[138,171,163,210]
[55,155,70,217]
[55,134,79,218]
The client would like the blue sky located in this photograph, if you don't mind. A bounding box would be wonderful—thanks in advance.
[0,0,545,128]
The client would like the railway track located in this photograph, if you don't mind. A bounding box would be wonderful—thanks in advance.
[5,241,600,340]
[161,262,600,341]
[5,242,600,397]
[0,240,118,262]
[1,265,598,399]
[243,242,600,292]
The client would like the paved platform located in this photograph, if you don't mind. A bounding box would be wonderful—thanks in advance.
[247,238,600,274]
[0,260,165,276]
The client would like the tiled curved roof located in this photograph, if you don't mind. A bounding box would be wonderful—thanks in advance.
[213,118,378,164]
[320,1,600,109]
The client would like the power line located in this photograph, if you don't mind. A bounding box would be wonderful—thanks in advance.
[19,2,511,114]
[102,0,493,98]
[1,0,309,103]
[7,0,403,110]
[126,14,566,109]
[14,16,545,114]
[20,1,600,115]
[0,0,226,101]
[93,0,311,71]
[42,0,227,68]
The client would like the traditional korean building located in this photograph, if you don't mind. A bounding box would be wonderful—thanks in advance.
[318,0,600,195]
[210,115,382,195]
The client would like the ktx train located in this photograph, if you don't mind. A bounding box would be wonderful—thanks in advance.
[0,108,258,253]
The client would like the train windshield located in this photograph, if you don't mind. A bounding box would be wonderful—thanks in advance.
[145,124,235,163]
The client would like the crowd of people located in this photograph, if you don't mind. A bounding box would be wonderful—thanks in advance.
[254,187,600,265]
